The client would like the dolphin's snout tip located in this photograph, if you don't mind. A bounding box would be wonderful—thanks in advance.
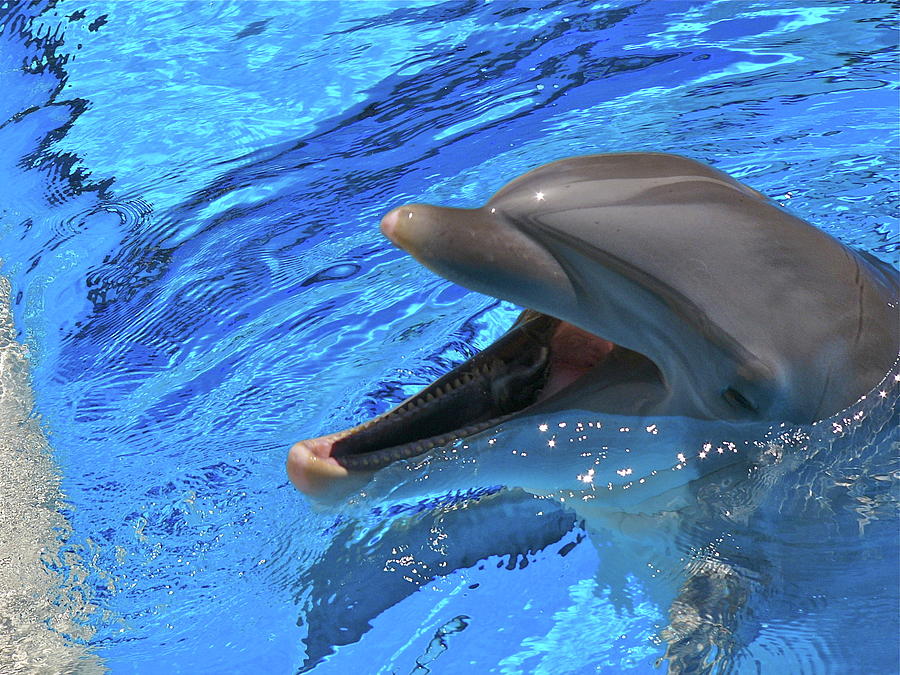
[381,205,424,251]
[380,206,405,243]
[287,438,349,496]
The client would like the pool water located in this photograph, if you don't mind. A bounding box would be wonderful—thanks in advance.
[0,1,897,673]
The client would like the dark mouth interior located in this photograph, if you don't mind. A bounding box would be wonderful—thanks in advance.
[330,310,622,470]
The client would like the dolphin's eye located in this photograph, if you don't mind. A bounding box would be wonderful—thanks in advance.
[723,387,757,413]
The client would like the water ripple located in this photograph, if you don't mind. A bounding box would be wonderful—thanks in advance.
[0,0,896,671]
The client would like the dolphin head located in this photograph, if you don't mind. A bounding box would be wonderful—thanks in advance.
[288,153,899,498]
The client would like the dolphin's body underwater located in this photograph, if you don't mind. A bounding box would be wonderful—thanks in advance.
[287,153,899,671]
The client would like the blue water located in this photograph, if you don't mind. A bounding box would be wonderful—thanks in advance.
[0,1,897,673]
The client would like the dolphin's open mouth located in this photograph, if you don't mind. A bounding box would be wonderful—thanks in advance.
[294,310,631,474]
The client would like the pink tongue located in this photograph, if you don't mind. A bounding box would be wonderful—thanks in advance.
[538,322,614,402]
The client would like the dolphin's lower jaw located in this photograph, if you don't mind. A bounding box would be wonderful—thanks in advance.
[287,310,638,495]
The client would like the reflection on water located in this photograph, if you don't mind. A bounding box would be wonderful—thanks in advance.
[0,0,897,672]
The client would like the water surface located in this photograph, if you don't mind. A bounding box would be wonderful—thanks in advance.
[0,1,897,673]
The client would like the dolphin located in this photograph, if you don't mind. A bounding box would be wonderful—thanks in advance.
[287,152,899,499]
[287,153,900,673]
[287,153,898,672]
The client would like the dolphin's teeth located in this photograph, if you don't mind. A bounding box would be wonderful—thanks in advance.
[385,405,408,419]
[334,409,520,470]
[330,313,564,472]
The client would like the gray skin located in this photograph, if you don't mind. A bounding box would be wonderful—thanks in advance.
[381,152,898,426]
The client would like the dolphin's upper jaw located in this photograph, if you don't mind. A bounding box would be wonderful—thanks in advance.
[286,310,628,495]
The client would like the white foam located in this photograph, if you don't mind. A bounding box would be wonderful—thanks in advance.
[0,274,104,674]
